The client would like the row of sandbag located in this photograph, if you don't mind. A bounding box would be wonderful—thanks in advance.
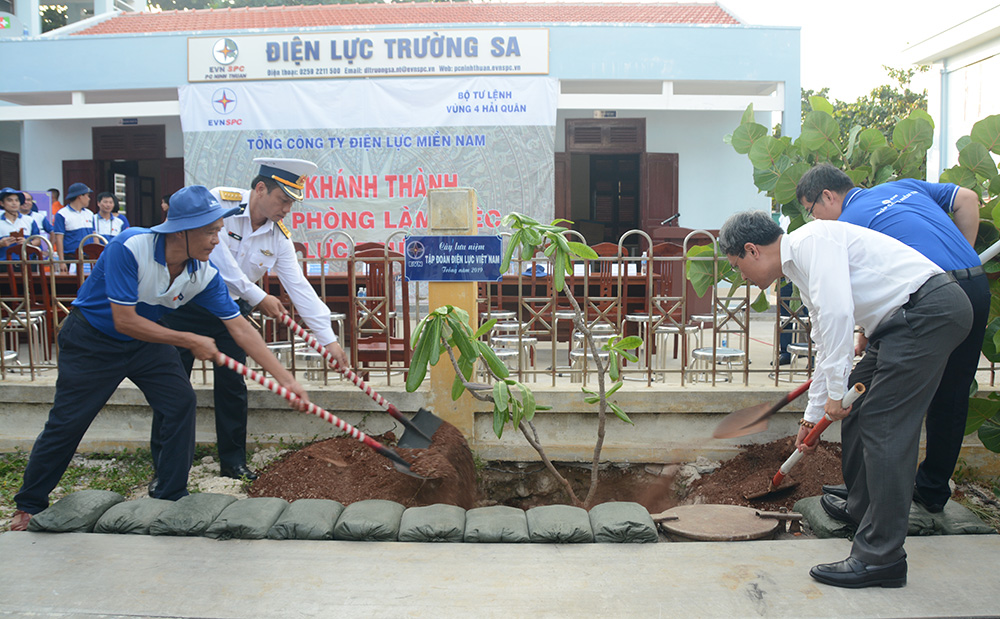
[24,490,660,543]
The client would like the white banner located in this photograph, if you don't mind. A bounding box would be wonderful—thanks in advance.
[188,29,549,83]
[179,77,557,258]
[179,76,557,131]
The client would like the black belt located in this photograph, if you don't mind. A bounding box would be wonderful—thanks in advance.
[905,272,956,308]
[948,265,984,280]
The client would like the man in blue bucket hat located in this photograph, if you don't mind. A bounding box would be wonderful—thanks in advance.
[9,185,311,532]
[52,182,95,270]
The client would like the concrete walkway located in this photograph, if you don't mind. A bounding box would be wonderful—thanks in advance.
[1,531,998,618]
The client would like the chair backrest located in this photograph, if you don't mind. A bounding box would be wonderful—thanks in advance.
[348,247,410,365]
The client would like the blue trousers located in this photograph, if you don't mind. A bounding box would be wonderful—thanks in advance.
[15,311,196,513]
[155,302,249,470]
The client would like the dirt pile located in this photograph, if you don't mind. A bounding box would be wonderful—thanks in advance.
[248,422,477,509]
[687,436,843,511]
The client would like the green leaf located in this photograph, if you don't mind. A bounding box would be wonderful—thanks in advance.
[515,382,536,421]
[492,404,505,438]
[427,318,442,366]
[809,95,834,115]
[956,135,972,152]
[609,402,634,425]
[985,317,1000,363]
[477,340,510,379]
[844,167,871,186]
[773,161,811,206]
[553,251,566,292]
[606,380,623,397]
[750,289,770,313]
[978,417,1000,453]
[411,314,431,348]
[966,396,1000,434]
[731,122,768,155]
[405,328,433,392]
[844,125,864,161]
[451,371,466,401]
[908,108,935,130]
[493,380,510,410]
[800,111,842,158]
[740,103,755,125]
[958,141,999,183]
[473,318,497,339]
[857,128,887,154]
[566,241,599,259]
[447,315,478,360]
[609,351,619,381]
[613,335,643,351]
[500,230,521,273]
[748,135,788,170]
[970,114,1000,155]
[685,245,720,298]
[892,118,933,152]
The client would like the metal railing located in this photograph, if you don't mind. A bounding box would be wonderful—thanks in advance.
[3,229,989,389]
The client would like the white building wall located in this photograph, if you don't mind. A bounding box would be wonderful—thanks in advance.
[21,116,183,192]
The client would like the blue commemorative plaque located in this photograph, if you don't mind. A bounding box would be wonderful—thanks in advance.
[404,235,503,282]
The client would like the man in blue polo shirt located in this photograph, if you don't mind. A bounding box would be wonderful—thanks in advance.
[796,163,988,517]
[9,185,311,532]
[53,182,95,270]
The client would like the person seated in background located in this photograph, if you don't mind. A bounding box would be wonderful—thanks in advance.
[0,188,41,260]
[161,193,171,216]
[94,192,130,242]
[19,191,53,251]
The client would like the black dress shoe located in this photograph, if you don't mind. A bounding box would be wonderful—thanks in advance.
[820,493,858,525]
[147,476,159,496]
[821,483,848,500]
[810,556,906,589]
[912,487,945,513]
[220,463,258,481]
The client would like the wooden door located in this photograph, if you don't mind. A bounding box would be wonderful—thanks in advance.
[640,152,678,246]
[62,160,100,211]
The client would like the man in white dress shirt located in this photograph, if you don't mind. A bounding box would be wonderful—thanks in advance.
[718,210,971,589]
[153,158,347,482]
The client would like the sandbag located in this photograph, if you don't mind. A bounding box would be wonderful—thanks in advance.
[398,504,466,542]
[267,499,344,541]
[27,490,125,533]
[464,505,530,543]
[94,498,173,535]
[589,502,658,543]
[149,493,237,537]
[333,500,405,541]
[794,496,855,539]
[526,505,594,543]
[204,497,289,540]
[928,500,996,536]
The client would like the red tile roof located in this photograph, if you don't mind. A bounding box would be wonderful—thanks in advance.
[74,2,740,36]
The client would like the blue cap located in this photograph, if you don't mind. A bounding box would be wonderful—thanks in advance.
[0,187,25,205]
[65,183,92,202]
[150,185,240,234]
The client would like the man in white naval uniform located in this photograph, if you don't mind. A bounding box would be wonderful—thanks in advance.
[153,158,348,482]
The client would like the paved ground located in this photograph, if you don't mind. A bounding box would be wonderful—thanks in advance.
[1,531,998,618]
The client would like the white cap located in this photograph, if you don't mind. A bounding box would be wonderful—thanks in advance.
[253,158,318,201]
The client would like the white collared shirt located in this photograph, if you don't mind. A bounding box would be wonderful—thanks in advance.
[780,220,942,421]
[209,187,337,345]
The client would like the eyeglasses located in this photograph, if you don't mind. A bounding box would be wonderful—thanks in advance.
[806,192,824,217]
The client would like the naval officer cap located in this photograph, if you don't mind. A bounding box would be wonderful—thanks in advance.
[254,157,317,202]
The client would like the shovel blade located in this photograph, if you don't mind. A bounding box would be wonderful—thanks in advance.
[744,477,799,501]
[713,403,772,439]
[397,407,444,449]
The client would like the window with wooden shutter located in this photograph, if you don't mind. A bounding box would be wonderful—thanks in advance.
[567,118,645,154]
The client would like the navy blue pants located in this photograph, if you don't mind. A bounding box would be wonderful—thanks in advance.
[155,302,249,470]
[15,311,196,513]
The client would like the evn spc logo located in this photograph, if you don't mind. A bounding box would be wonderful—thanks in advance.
[209,88,242,127]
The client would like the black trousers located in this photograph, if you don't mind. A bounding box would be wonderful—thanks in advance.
[15,311,196,512]
[154,303,249,470]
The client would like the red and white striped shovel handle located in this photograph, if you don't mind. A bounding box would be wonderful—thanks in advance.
[278,313,401,417]
[771,382,866,488]
[215,351,383,452]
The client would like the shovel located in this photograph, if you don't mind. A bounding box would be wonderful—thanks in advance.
[713,380,813,439]
[746,382,865,500]
[214,351,424,479]
[278,313,442,449]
